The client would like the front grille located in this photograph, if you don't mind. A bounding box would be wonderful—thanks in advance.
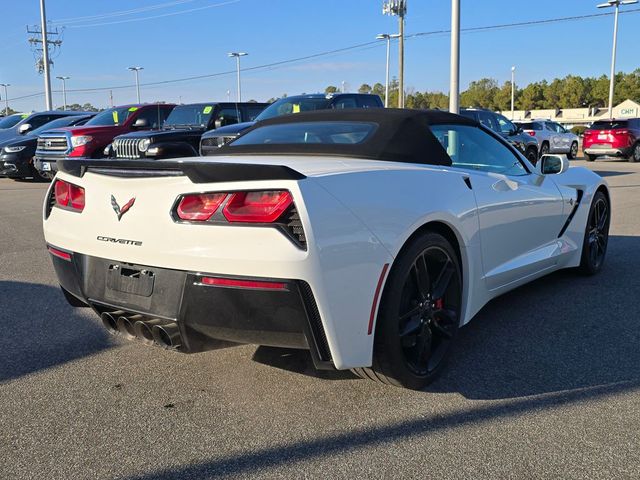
[298,281,331,362]
[113,138,143,159]
[37,136,68,152]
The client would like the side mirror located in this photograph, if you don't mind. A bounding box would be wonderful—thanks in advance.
[132,118,149,129]
[18,123,32,134]
[536,154,570,175]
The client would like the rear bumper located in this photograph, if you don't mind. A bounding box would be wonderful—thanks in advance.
[48,247,334,369]
[583,146,631,157]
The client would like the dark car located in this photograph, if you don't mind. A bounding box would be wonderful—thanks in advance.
[200,93,384,155]
[34,103,175,179]
[460,108,539,164]
[0,113,29,130]
[0,114,94,180]
[583,118,640,162]
[106,102,268,160]
[0,110,81,144]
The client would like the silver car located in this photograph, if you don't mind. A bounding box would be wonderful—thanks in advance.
[515,120,580,159]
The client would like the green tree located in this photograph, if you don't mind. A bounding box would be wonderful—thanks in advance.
[358,83,372,94]
[517,82,546,110]
[460,78,499,109]
[325,85,338,95]
[494,81,518,111]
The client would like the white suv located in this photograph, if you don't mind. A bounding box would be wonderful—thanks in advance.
[515,120,579,159]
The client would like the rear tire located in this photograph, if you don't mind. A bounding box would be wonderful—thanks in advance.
[355,231,462,390]
[29,164,50,182]
[578,191,610,275]
[567,141,578,160]
[629,143,640,163]
[585,153,597,162]
[540,142,550,157]
[526,147,538,165]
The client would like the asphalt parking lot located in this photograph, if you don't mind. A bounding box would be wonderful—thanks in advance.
[1,158,639,479]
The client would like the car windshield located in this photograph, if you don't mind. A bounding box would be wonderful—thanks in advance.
[85,107,136,126]
[0,114,27,129]
[30,116,87,135]
[164,104,213,127]
[255,97,330,121]
[590,120,628,130]
[230,121,377,146]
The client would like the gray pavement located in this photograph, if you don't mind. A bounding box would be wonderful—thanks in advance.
[1,159,639,479]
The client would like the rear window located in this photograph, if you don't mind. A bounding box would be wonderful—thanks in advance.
[516,122,542,130]
[86,107,136,126]
[589,120,628,130]
[230,121,377,146]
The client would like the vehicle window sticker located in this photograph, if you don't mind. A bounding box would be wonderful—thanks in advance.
[128,107,138,112]
[21,114,29,118]
[112,111,119,124]
[292,104,301,114]
[203,106,213,114]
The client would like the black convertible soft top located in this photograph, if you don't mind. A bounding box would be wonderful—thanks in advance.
[211,108,479,166]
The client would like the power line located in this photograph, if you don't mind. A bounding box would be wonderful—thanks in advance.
[8,8,640,103]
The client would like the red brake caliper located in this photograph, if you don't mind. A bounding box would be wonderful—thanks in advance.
[434,298,444,309]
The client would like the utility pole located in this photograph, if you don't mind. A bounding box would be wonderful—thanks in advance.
[228,52,248,102]
[0,84,10,115]
[383,1,407,108]
[597,0,638,118]
[109,90,114,107]
[56,76,69,110]
[27,1,63,110]
[449,0,460,114]
[510,66,516,120]
[128,66,143,103]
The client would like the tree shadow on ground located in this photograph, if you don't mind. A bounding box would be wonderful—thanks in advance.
[0,281,114,383]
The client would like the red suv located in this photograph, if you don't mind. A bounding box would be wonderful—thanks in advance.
[583,118,640,162]
[33,103,175,178]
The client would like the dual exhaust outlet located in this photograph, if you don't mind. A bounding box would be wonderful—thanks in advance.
[100,310,181,349]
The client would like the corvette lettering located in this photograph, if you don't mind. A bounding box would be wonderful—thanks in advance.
[97,236,142,246]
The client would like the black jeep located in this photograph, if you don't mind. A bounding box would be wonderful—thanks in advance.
[107,102,269,160]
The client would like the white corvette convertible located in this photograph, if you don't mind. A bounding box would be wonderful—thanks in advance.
[43,109,610,390]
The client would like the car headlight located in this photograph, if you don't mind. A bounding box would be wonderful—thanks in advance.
[138,139,151,152]
[71,135,93,148]
[146,147,159,156]
[3,145,26,153]
[103,144,112,156]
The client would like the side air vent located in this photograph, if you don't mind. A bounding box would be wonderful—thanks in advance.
[45,182,56,219]
[282,206,306,250]
[298,281,331,362]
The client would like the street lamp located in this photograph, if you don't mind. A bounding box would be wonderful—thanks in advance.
[127,66,144,103]
[597,0,638,118]
[383,0,407,108]
[0,83,10,115]
[56,76,70,110]
[511,66,516,120]
[376,33,400,108]
[228,52,248,102]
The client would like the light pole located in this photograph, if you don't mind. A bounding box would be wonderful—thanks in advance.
[597,0,638,118]
[128,66,144,103]
[377,33,400,108]
[0,84,10,115]
[56,76,70,110]
[449,0,460,114]
[511,66,516,120]
[383,1,407,108]
[228,52,248,102]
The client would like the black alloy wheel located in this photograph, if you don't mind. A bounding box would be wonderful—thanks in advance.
[579,191,610,275]
[568,141,578,160]
[353,232,462,390]
[526,147,538,165]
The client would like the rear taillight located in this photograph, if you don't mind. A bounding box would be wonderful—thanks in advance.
[200,276,287,291]
[525,130,535,136]
[614,129,629,135]
[54,179,85,212]
[223,190,293,223]
[48,246,72,261]
[176,193,227,221]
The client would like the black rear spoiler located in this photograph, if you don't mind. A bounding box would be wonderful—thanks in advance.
[57,158,306,183]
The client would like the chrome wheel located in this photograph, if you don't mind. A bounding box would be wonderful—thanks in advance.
[569,142,578,160]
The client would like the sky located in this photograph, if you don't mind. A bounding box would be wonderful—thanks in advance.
[1,0,639,111]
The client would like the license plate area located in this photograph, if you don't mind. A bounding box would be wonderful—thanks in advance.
[41,162,51,171]
[107,264,155,297]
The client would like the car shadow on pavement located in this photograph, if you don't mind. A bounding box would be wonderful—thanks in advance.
[0,281,114,383]
[432,234,640,400]
[251,346,356,380]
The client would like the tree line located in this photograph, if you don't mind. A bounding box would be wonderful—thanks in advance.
[327,69,640,111]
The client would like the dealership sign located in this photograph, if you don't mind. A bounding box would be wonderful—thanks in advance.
[620,108,637,116]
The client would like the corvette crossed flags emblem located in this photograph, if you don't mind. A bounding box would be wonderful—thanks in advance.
[110,195,136,221]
